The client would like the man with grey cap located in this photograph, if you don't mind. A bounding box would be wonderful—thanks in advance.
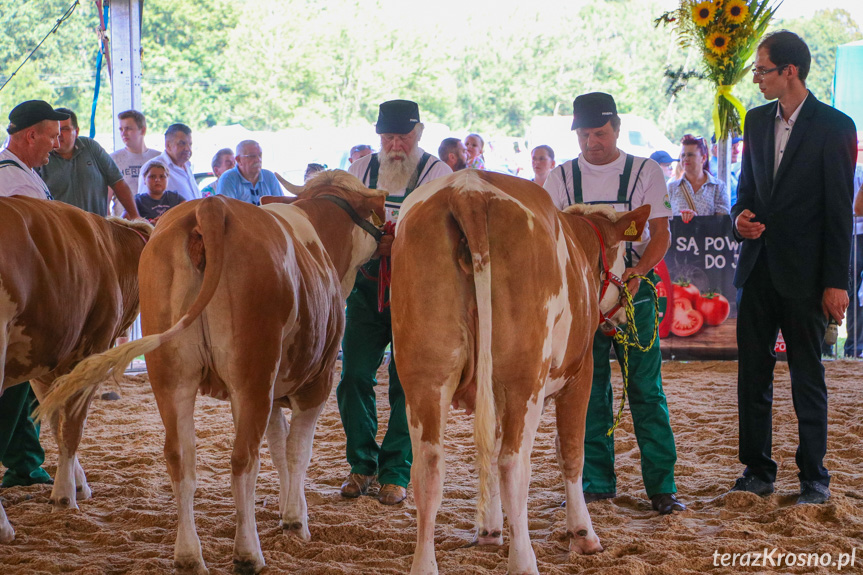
[544,92,685,515]
[0,99,68,492]
[338,99,451,506]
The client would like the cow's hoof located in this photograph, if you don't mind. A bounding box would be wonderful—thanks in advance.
[568,530,602,555]
[232,557,264,575]
[76,484,92,500]
[173,557,209,574]
[282,520,311,541]
[476,529,503,546]
[48,496,78,511]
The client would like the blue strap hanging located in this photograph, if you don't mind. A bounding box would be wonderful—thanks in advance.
[89,1,109,138]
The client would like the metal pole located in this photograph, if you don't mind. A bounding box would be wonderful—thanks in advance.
[109,0,143,153]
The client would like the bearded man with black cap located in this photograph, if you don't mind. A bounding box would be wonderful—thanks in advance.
[338,99,451,506]
[543,92,685,515]
[0,100,70,491]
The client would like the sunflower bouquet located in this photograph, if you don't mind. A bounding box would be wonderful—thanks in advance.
[656,0,781,139]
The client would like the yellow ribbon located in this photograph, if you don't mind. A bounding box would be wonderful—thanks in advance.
[712,84,747,140]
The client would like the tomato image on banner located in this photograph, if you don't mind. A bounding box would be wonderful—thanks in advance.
[697,291,731,326]
[661,216,740,360]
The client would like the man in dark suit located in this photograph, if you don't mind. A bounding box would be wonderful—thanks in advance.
[730,31,857,505]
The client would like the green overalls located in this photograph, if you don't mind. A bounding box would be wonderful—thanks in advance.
[562,156,678,498]
[336,152,434,488]
[0,384,51,488]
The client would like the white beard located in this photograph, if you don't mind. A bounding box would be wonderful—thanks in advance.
[378,146,422,193]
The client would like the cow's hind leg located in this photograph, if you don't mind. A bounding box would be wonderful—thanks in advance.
[498,394,543,575]
[265,404,290,524]
[155,376,207,575]
[0,500,13,543]
[475,432,503,546]
[229,388,270,574]
[31,378,94,511]
[407,381,453,575]
[278,395,325,541]
[555,382,602,555]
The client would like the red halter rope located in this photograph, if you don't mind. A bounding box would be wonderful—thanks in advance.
[359,221,396,312]
[577,215,626,336]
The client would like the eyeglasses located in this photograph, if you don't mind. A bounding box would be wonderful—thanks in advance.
[236,154,262,159]
[751,64,787,78]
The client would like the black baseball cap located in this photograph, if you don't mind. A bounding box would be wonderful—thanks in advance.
[375,100,421,135]
[7,100,69,135]
[571,92,618,130]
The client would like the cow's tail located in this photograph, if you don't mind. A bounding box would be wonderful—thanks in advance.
[35,198,228,422]
[449,191,496,521]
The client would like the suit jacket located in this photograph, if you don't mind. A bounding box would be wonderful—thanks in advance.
[731,91,858,299]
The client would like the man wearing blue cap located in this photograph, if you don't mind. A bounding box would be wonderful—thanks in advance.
[649,150,676,181]
[338,99,451,505]
[544,92,685,515]
[0,100,69,490]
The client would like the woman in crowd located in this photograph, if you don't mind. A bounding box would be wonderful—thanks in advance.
[464,133,486,170]
[530,145,555,187]
[667,134,729,223]
[200,148,236,198]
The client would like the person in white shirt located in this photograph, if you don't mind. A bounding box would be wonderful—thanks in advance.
[139,123,199,201]
[543,92,685,515]
[109,110,160,216]
[0,100,66,200]
[338,100,452,507]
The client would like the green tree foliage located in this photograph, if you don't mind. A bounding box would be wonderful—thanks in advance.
[1,0,859,144]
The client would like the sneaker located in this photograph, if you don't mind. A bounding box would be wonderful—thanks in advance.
[797,481,830,505]
[729,475,774,496]
[340,473,375,498]
[377,484,407,505]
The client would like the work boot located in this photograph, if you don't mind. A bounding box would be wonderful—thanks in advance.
[340,473,375,498]
[377,484,407,505]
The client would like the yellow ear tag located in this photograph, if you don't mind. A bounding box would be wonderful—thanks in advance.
[371,211,384,227]
[624,221,638,237]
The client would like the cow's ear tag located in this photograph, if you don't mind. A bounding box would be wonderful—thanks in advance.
[371,212,384,227]
[624,221,638,237]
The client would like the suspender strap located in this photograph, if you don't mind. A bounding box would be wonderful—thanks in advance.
[560,164,572,206]
[617,154,634,202]
[364,153,380,189]
[405,152,432,195]
[570,159,583,204]
[0,160,25,170]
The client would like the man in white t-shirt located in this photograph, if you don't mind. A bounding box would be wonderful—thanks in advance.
[0,100,67,200]
[338,100,451,507]
[139,123,199,201]
[109,110,160,216]
[0,100,68,491]
[544,92,684,515]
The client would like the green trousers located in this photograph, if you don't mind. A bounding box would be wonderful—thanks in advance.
[583,280,678,498]
[336,265,412,488]
[0,382,51,488]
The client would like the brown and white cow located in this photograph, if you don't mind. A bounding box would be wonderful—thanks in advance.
[390,170,650,574]
[0,196,152,543]
[39,171,386,574]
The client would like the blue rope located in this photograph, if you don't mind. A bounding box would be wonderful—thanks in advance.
[89,3,109,138]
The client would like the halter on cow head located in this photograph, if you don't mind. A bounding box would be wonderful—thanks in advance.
[564,203,651,332]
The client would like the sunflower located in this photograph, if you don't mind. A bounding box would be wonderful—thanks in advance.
[706,30,731,55]
[724,0,749,24]
[692,1,717,26]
